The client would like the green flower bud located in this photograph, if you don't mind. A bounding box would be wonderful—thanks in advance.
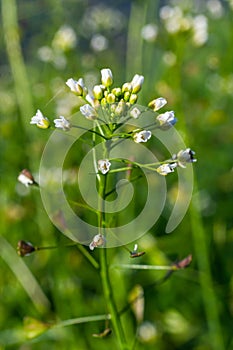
[122,82,132,93]
[124,91,131,102]
[129,93,138,104]
[101,97,108,106]
[112,87,122,97]
[106,93,116,104]
[115,100,126,116]
[93,85,104,100]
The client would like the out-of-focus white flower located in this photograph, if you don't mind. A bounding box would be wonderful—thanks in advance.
[160,6,183,34]
[18,169,38,187]
[160,5,192,34]
[148,97,167,111]
[163,51,177,66]
[98,159,111,174]
[137,321,158,343]
[52,25,77,52]
[89,234,106,250]
[30,109,50,129]
[101,68,113,87]
[54,116,71,131]
[229,0,233,11]
[90,34,108,52]
[156,163,177,176]
[37,46,53,62]
[129,107,141,119]
[192,15,208,46]
[141,24,158,42]
[131,74,144,94]
[133,130,151,143]
[207,0,223,18]
[80,104,97,120]
[176,148,197,168]
[66,78,86,96]
[156,111,177,130]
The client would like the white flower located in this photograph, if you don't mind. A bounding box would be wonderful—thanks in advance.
[18,169,37,187]
[129,107,141,119]
[85,93,96,107]
[98,159,111,174]
[192,15,208,46]
[138,321,158,343]
[52,25,77,51]
[89,234,106,250]
[90,34,108,52]
[156,163,177,176]
[141,24,158,42]
[131,74,144,93]
[80,104,97,120]
[148,97,167,111]
[30,109,50,129]
[176,148,197,168]
[156,111,177,130]
[133,130,151,143]
[66,78,86,96]
[101,68,113,87]
[54,116,71,131]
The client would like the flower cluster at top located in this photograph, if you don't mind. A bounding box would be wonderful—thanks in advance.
[29,68,196,180]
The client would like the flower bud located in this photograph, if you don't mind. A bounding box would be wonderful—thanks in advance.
[80,104,97,120]
[89,234,106,250]
[17,240,35,257]
[156,163,177,176]
[106,93,116,104]
[124,91,131,102]
[66,78,84,96]
[131,74,144,93]
[112,87,122,97]
[148,97,167,111]
[93,85,104,100]
[156,111,177,130]
[18,169,38,187]
[176,148,197,168]
[54,116,71,131]
[122,82,132,93]
[101,68,113,87]
[129,93,138,104]
[114,100,126,116]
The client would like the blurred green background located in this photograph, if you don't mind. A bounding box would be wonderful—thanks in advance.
[0,0,233,349]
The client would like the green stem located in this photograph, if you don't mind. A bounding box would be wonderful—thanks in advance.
[54,314,111,328]
[97,169,128,349]
[99,248,128,349]
[75,244,99,270]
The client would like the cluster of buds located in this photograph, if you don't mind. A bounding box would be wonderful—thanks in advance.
[66,68,146,121]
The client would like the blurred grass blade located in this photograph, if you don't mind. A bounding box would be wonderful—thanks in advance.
[0,236,50,314]
[190,190,225,350]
